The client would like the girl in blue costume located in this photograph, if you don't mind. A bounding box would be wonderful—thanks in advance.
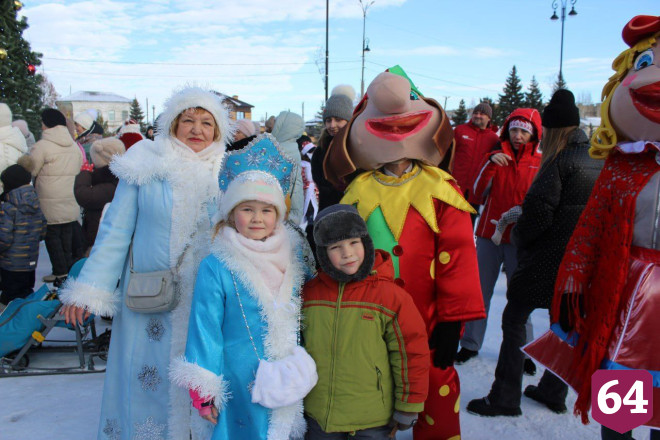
[59,86,233,440]
[171,135,318,440]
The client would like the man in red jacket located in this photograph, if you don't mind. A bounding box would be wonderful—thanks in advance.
[456,108,542,366]
[452,102,500,225]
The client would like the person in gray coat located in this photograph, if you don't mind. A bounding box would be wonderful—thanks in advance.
[272,111,304,225]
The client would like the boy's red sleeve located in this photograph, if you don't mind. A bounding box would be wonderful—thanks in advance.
[385,287,430,412]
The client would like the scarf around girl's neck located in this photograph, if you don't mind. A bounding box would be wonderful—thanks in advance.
[221,224,291,298]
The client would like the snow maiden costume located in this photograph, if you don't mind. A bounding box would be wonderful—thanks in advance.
[324,66,485,440]
[524,15,660,433]
[58,87,233,440]
[171,136,317,440]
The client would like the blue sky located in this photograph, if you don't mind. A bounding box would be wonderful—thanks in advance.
[20,1,658,123]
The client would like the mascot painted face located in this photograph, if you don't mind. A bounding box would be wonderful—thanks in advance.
[324,66,454,186]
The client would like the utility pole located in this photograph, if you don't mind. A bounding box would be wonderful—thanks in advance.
[325,0,329,102]
[302,102,305,121]
[550,0,578,84]
[359,0,374,98]
[443,96,450,110]
[152,105,155,125]
[146,98,149,125]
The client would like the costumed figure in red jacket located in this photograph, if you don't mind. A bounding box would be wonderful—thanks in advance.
[452,102,499,224]
[524,15,660,439]
[456,108,542,367]
[323,65,485,440]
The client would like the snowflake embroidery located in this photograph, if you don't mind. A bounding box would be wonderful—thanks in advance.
[266,154,283,171]
[102,418,121,440]
[225,167,237,182]
[137,365,162,391]
[133,416,165,440]
[246,150,261,167]
[145,318,164,342]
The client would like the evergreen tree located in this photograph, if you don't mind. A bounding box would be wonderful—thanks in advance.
[96,113,109,135]
[452,99,468,125]
[0,2,44,135]
[552,72,567,93]
[524,76,544,112]
[130,98,146,131]
[495,65,525,126]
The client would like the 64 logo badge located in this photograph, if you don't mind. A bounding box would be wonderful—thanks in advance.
[591,370,654,433]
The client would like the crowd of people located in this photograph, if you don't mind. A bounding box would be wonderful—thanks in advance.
[0,14,658,440]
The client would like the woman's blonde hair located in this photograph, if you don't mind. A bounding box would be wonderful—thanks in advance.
[540,126,579,168]
[170,107,221,141]
[590,33,658,159]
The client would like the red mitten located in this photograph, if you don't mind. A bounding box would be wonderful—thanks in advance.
[189,389,214,417]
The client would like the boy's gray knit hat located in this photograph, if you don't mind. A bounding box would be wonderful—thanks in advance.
[313,204,375,283]
[322,85,355,122]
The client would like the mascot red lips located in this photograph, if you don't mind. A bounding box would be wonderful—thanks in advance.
[366,110,433,141]
[630,81,660,124]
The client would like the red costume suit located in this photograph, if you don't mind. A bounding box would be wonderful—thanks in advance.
[525,15,660,432]
[324,66,485,440]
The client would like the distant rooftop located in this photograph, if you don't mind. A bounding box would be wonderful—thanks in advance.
[58,91,132,103]
[212,92,254,108]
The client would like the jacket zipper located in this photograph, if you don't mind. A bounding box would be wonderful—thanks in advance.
[325,282,345,428]
[376,366,384,405]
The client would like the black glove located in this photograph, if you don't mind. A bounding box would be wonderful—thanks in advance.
[558,294,583,333]
[428,321,461,369]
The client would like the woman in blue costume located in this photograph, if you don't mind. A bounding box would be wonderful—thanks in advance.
[171,136,318,440]
[59,86,233,440]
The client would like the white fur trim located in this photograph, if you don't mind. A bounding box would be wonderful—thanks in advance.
[169,357,231,410]
[109,138,171,185]
[615,141,660,154]
[155,86,235,147]
[58,278,119,317]
[211,225,306,440]
[118,123,142,135]
[331,84,356,102]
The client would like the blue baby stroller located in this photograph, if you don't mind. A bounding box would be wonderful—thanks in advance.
[0,259,110,376]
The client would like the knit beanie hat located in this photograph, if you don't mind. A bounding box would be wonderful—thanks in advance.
[236,118,256,137]
[0,103,12,127]
[74,111,95,130]
[508,118,534,134]
[41,108,67,128]
[1,163,32,193]
[542,89,580,128]
[90,137,126,168]
[217,171,287,224]
[473,102,493,119]
[323,85,355,122]
[313,204,375,283]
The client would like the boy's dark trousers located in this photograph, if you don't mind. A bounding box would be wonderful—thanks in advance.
[305,416,392,440]
[0,269,36,304]
[44,222,74,276]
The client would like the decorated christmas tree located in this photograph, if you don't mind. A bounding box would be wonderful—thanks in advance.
[130,98,146,132]
[0,1,44,135]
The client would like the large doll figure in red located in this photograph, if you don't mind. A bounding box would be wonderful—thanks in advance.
[323,66,485,440]
[525,15,660,437]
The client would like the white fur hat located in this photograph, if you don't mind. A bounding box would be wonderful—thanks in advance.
[156,86,234,146]
[90,137,126,168]
[74,111,94,130]
[217,171,286,223]
[0,103,12,127]
[236,118,256,137]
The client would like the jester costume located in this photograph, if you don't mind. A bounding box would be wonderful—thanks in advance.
[326,67,485,440]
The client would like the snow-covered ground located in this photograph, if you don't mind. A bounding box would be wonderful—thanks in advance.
[0,243,653,439]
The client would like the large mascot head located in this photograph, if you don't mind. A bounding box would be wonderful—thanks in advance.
[591,15,660,158]
[324,65,454,186]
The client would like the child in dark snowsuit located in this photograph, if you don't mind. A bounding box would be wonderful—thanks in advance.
[302,204,430,439]
[0,163,47,307]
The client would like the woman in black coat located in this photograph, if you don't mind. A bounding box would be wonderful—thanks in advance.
[468,90,603,417]
[74,137,125,254]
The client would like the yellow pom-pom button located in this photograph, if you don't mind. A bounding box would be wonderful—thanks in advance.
[454,394,461,413]
[424,414,435,425]
[439,385,450,397]
[429,258,436,280]
[439,251,451,264]
[448,436,461,440]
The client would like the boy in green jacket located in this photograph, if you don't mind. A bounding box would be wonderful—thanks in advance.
[302,204,429,439]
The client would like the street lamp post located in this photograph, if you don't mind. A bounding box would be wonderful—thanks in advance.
[550,0,577,83]
[360,0,374,98]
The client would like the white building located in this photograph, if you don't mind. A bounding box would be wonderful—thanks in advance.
[57,91,132,132]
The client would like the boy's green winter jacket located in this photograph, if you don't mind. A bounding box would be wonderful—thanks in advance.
[302,250,429,433]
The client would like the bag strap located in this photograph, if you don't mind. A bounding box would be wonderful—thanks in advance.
[129,231,194,275]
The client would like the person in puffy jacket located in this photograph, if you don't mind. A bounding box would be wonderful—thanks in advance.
[303,205,429,439]
[272,110,305,224]
[457,108,542,366]
[0,161,47,307]
[0,103,29,193]
[74,137,125,253]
